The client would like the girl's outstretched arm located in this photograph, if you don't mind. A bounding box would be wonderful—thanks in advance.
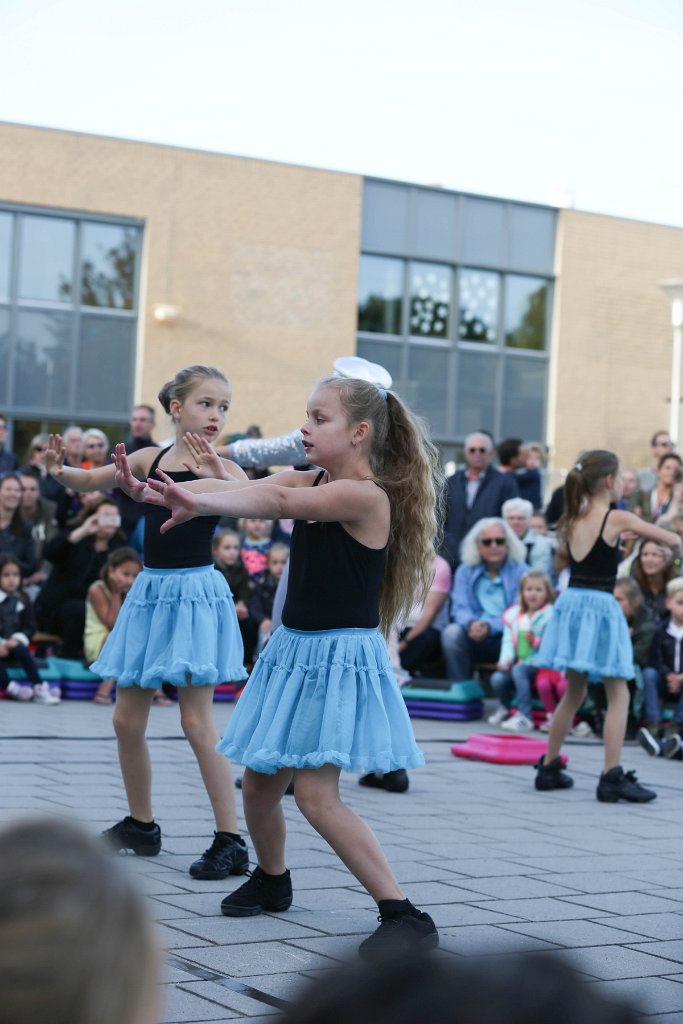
[181,433,248,482]
[609,509,683,553]
[46,434,149,493]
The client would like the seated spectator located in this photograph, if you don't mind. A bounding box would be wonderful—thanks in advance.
[81,428,111,470]
[613,577,656,740]
[0,816,161,1024]
[0,473,36,578]
[394,553,452,679]
[644,452,683,522]
[248,542,290,656]
[619,467,647,516]
[627,539,679,624]
[0,554,59,704]
[638,576,683,758]
[0,413,18,475]
[239,516,272,576]
[502,497,555,575]
[56,486,109,530]
[489,570,564,733]
[61,424,85,467]
[441,518,527,681]
[497,437,524,475]
[639,429,674,492]
[19,432,64,504]
[85,547,143,704]
[213,528,256,665]
[544,481,564,529]
[19,471,57,601]
[35,497,127,658]
[517,441,545,510]
[530,510,549,536]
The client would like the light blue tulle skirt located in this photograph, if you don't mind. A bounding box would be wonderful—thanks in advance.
[534,587,634,682]
[217,625,425,774]
[91,565,247,689]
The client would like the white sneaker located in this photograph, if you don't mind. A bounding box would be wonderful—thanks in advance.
[539,714,553,733]
[569,720,593,738]
[6,680,33,701]
[33,682,61,705]
[501,712,534,732]
[487,705,509,726]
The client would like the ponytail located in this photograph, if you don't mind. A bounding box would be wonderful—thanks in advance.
[558,449,619,543]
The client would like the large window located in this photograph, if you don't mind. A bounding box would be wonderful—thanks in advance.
[0,204,142,426]
[357,255,402,335]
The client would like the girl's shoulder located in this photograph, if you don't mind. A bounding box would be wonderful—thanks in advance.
[503,603,522,625]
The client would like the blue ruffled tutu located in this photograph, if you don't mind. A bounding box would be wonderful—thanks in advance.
[91,564,247,689]
[217,626,425,774]
[534,587,634,682]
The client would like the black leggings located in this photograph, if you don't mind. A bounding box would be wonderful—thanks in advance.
[0,644,42,690]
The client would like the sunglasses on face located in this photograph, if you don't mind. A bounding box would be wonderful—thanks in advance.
[86,443,106,449]
[32,445,46,453]
[467,447,488,454]
[480,537,506,547]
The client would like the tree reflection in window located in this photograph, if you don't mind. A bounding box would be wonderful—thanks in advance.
[505,277,548,350]
[80,225,140,310]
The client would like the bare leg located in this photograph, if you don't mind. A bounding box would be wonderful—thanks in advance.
[602,677,629,772]
[112,686,156,820]
[177,686,239,834]
[241,768,293,874]
[295,765,404,903]
[543,669,587,764]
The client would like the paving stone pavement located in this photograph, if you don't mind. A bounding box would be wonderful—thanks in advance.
[2,699,683,1022]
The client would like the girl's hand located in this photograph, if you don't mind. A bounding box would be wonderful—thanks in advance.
[146,470,200,533]
[112,444,147,502]
[182,433,232,480]
[45,434,65,477]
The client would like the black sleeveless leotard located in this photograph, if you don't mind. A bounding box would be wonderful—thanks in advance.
[143,449,219,568]
[282,471,387,630]
[567,508,619,593]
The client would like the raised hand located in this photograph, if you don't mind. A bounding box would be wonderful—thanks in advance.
[45,434,65,477]
[146,470,200,533]
[112,443,147,502]
[181,432,231,479]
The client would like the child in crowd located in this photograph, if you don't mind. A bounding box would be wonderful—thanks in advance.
[612,577,656,739]
[213,528,256,664]
[85,547,143,704]
[0,553,60,704]
[239,517,272,576]
[637,577,683,759]
[144,373,442,958]
[535,449,681,802]
[488,570,560,732]
[248,542,290,657]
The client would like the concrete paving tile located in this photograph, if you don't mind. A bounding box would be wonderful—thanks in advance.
[437,925,559,955]
[162,915,326,945]
[450,876,579,899]
[541,873,673,894]
[287,888,376,911]
[601,914,683,940]
[161,984,241,1021]
[174,943,337,977]
[562,892,683,914]
[468,898,618,922]
[173,980,285,1018]
[593,976,683,1014]
[285,934,362,960]
[551,945,681,981]
[500,919,643,947]
[627,940,683,964]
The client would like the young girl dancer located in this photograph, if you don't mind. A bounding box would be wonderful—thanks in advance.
[535,450,682,802]
[44,365,250,879]
[139,374,442,958]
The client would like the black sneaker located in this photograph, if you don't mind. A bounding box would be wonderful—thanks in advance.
[534,756,574,791]
[358,900,439,960]
[637,726,661,757]
[596,766,657,803]
[102,816,161,856]
[189,832,249,879]
[661,734,682,760]
[359,770,409,793]
[220,866,292,917]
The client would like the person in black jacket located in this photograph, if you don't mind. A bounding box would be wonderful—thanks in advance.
[638,577,683,756]
[443,432,519,568]
[0,554,58,703]
[0,473,36,578]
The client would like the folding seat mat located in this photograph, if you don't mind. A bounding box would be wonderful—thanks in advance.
[409,706,485,721]
[213,683,237,702]
[7,664,63,682]
[404,698,484,714]
[46,657,101,682]
[401,680,485,703]
[451,733,568,766]
[60,680,104,699]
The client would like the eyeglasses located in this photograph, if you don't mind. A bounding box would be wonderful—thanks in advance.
[467,447,488,454]
[32,446,45,453]
[86,442,106,449]
[480,537,506,547]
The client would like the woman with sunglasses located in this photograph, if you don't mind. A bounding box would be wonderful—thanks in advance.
[440,517,527,682]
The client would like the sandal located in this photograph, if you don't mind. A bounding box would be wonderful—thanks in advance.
[153,691,173,706]
[93,691,114,705]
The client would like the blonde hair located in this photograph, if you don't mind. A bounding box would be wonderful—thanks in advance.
[0,817,158,1024]
[459,518,526,567]
[667,577,683,598]
[158,364,231,414]
[519,570,555,611]
[317,375,443,635]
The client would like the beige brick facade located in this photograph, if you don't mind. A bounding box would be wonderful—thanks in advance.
[0,122,362,439]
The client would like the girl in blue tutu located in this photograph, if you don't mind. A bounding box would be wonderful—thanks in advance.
[535,449,681,802]
[140,374,442,959]
[44,365,250,880]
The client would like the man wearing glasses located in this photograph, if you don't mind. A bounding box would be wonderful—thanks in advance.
[443,432,519,569]
[639,430,675,492]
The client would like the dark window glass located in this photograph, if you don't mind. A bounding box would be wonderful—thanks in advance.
[0,213,12,300]
[409,262,450,339]
[356,339,404,393]
[501,356,546,439]
[357,255,403,335]
[76,316,136,415]
[455,350,497,437]
[14,310,73,409]
[505,276,549,350]
[0,309,9,404]
[458,269,499,344]
[80,223,140,310]
[18,216,75,302]
[406,347,449,434]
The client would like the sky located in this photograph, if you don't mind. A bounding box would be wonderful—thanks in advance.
[2,0,683,226]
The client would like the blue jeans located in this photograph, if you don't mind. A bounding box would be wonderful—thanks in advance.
[490,662,534,718]
[642,667,683,725]
[440,623,502,681]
